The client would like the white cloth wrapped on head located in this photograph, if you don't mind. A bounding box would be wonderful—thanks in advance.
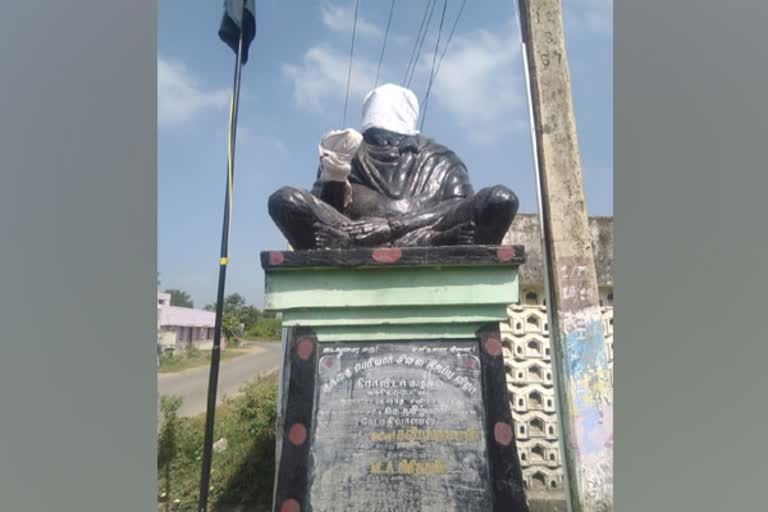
[318,128,363,182]
[361,83,420,136]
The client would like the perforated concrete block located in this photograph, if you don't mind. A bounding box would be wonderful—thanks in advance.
[502,295,614,496]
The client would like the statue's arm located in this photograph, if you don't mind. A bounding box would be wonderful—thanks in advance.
[310,166,324,197]
[311,166,346,213]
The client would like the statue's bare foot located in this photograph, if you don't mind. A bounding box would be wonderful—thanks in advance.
[314,223,353,249]
[433,221,477,245]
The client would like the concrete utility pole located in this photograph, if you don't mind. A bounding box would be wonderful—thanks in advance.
[517,1,614,511]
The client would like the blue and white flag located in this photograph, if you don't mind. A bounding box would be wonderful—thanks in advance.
[218,0,256,64]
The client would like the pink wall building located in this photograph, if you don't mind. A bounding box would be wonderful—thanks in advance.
[157,292,216,349]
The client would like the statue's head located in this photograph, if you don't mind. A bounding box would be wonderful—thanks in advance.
[361,84,420,136]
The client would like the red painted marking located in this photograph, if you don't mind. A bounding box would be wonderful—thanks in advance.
[296,338,314,360]
[483,337,502,357]
[322,357,334,368]
[464,357,477,369]
[269,251,285,265]
[288,423,307,446]
[496,246,517,261]
[280,499,301,512]
[494,422,514,446]
[372,247,402,263]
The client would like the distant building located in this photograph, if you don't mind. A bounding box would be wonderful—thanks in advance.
[501,214,614,503]
[157,292,216,350]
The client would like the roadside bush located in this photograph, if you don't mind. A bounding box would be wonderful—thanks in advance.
[157,374,278,512]
[244,317,281,340]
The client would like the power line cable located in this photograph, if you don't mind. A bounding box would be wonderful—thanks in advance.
[375,0,396,87]
[405,0,438,88]
[432,0,467,81]
[407,0,439,88]
[403,0,435,85]
[342,0,359,127]
[420,0,448,131]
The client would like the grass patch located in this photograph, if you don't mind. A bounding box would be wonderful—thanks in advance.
[159,347,250,374]
[158,374,278,512]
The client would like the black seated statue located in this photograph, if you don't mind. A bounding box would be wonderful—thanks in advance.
[268,84,518,250]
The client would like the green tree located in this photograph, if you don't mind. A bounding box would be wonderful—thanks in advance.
[222,311,242,347]
[165,289,194,308]
[202,293,270,341]
[239,305,262,332]
[204,293,245,314]
[224,293,246,312]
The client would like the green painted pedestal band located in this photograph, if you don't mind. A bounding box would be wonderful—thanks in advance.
[265,267,519,311]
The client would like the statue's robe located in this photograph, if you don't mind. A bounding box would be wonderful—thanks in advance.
[344,129,474,219]
[269,128,518,249]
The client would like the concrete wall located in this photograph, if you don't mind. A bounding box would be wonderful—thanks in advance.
[158,329,176,347]
[502,214,613,288]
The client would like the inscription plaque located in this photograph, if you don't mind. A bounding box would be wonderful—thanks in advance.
[309,340,492,512]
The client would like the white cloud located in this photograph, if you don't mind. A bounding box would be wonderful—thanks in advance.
[282,45,377,116]
[565,0,613,36]
[423,21,527,144]
[238,127,289,157]
[321,3,382,38]
[282,19,530,145]
[158,57,230,124]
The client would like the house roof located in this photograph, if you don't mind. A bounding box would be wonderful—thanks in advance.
[502,213,614,287]
[158,305,216,328]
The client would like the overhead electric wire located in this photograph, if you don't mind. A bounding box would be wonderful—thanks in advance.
[342,0,360,127]
[420,0,467,129]
[375,0,396,87]
[406,0,439,88]
[404,0,438,88]
[419,0,448,131]
[402,0,435,85]
[432,0,467,81]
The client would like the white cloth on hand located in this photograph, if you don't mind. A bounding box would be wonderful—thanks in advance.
[361,83,420,136]
[318,128,363,182]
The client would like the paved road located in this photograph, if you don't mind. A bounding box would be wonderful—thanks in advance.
[158,342,282,418]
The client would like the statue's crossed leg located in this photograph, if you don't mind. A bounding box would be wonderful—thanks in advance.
[268,185,518,250]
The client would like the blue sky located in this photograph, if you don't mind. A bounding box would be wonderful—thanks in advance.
[158,0,612,308]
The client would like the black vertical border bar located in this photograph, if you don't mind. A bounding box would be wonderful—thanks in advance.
[478,324,530,512]
[273,328,318,512]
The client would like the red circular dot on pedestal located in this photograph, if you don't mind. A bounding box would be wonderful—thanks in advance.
[464,357,477,369]
[494,422,514,446]
[483,337,502,357]
[280,499,301,512]
[322,357,334,368]
[296,338,314,360]
[269,251,285,265]
[496,246,516,261]
[288,423,307,446]
[372,247,402,263]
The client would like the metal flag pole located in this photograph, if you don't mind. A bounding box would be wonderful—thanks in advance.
[197,16,245,512]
